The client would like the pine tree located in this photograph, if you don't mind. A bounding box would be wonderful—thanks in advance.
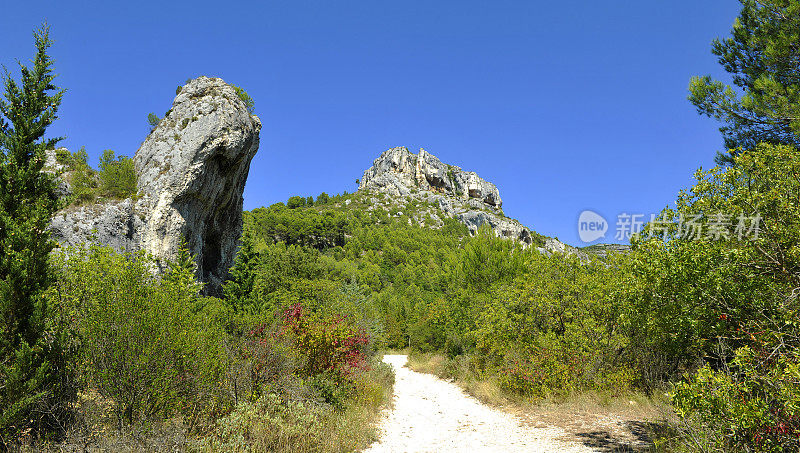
[223,229,260,314]
[0,25,73,441]
[689,0,800,164]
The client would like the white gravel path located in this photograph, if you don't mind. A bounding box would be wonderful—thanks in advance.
[364,355,597,453]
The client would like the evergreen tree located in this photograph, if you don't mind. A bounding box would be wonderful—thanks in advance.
[0,25,73,441]
[147,112,161,129]
[689,0,800,164]
[287,195,306,209]
[223,229,260,313]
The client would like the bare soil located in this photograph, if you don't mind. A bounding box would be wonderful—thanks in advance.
[364,355,598,452]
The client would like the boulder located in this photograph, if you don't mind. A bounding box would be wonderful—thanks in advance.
[49,76,261,295]
[135,76,261,294]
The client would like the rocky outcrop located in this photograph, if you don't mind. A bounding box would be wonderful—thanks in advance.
[358,147,541,248]
[135,76,261,293]
[49,76,261,295]
[580,243,631,259]
[357,147,588,256]
[50,199,144,253]
[360,147,502,208]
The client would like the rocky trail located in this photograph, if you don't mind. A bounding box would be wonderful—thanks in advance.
[364,355,598,453]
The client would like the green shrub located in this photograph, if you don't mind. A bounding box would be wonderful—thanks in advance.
[199,392,327,452]
[97,150,136,199]
[622,143,800,448]
[278,303,369,384]
[309,372,350,411]
[475,253,631,396]
[672,348,800,452]
[232,85,255,114]
[286,196,306,209]
[199,356,394,452]
[60,148,137,204]
[54,147,71,164]
[48,246,229,425]
[147,112,161,129]
[67,147,99,204]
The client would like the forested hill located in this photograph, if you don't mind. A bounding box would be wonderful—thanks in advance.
[243,146,580,255]
[230,146,587,350]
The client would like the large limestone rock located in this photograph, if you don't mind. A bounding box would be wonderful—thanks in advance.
[359,147,502,208]
[357,147,538,247]
[49,76,261,295]
[357,146,585,256]
[135,76,261,293]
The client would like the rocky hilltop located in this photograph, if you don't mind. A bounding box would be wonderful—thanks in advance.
[360,147,502,208]
[358,147,574,254]
[49,76,261,295]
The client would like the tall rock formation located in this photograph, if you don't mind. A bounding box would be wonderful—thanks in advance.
[358,147,582,256]
[358,147,535,247]
[359,147,501,207]
[49,76,261,295]
[135,77,261,292]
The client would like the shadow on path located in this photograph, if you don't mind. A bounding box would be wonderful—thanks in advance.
[575,420,668,452]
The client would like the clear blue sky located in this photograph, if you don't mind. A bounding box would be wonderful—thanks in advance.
[2,1,742,246]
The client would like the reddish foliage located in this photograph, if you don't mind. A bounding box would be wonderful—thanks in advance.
[249,303,371,383]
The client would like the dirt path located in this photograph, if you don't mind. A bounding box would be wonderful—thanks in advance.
[364,355,597,453]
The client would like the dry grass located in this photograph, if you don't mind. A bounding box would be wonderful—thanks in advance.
[407,352,679,452]
[30,359,395,453]
[312,363,395,452]
[192,358,395,453]
[406,352,446,376]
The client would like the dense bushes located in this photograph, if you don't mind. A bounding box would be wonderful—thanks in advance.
[630,144,800,450]
[30,242,392,451]
[97,150,136,199]
[235,195,633,400]
[48,246,229,426]
[201,356,393,452]
[475,254,631,397]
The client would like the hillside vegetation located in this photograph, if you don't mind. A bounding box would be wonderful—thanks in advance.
[227,140,800,451]
[3,2,800,451]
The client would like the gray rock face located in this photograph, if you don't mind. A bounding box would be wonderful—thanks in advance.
[360,147,502,208]
[43,149,73,198]
[456,210,533,244]
[357,147,584,256]
[358,147,539,247]
[49,76,261,295]
[50,199,144,253]
[580,243,631,259]
[135,76,261,293]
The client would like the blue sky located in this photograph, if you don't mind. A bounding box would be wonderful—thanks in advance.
[2,1,742,246]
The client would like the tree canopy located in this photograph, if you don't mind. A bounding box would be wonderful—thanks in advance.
[689,0,800,163]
